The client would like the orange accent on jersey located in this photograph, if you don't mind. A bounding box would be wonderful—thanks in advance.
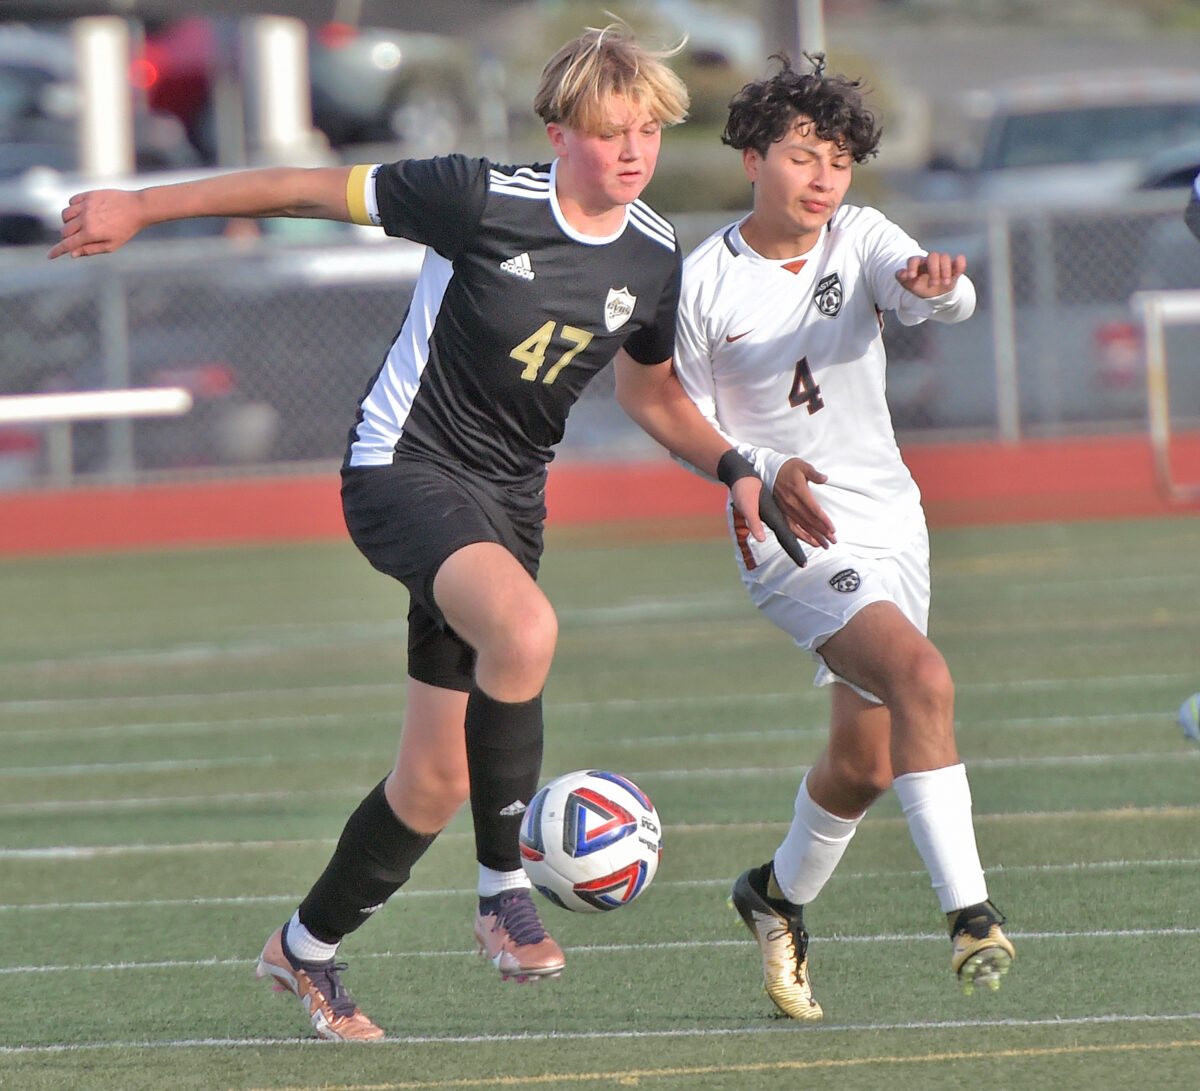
[731,508,758,570]
[782,259,807,275]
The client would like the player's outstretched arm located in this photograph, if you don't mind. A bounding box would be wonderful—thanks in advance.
[48,166,354,259]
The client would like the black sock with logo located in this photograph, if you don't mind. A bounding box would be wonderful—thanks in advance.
[464,688,544,873]
[297,777,437,943]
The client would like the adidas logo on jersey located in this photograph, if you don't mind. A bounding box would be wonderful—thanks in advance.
[500,252,535,280]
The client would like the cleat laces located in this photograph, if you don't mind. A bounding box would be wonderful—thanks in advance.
[765,920,806,981]
[304,960,358,1020]
[490,891,548,945]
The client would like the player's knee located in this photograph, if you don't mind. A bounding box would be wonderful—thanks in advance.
[827,753,891,809]
[504,597,558,675]
[390,759,469,831]
[899,645,954,719]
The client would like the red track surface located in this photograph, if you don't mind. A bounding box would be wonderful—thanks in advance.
[1,434,1198,556]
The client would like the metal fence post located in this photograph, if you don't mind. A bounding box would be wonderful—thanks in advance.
[98,269,134,480]
[987,209,1020,442]
[1030,212,1063,428]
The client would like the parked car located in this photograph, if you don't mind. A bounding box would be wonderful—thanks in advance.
[922,69,1200,208]
[1136,138,1200,192]
[0,21,199,181]
[142,16,480,160]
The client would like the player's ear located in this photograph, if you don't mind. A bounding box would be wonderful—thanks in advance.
[546,122,568,157]
[742,147,761,182]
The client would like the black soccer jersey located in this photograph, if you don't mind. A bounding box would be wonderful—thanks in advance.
[344,155,681,487]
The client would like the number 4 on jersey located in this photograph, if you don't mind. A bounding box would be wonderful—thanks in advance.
[789,356,824,414]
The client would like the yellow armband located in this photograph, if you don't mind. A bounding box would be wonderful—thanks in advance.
[345,163,380,226]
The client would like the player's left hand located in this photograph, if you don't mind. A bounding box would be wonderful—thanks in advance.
[895,251,966,298]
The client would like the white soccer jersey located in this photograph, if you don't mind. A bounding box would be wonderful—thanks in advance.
[674,204,976,551]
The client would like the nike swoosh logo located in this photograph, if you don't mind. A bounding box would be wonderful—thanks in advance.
[725,330,752,342]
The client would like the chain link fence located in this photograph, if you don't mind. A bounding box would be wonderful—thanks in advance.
[1,189,1198,489]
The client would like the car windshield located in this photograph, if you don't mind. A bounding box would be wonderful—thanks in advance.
[0,66,42,122]
[992,102,1200,168]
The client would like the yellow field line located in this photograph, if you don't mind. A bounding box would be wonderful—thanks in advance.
[240,1038,1200,1091]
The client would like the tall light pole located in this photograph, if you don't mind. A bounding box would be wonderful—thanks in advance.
[761,0,827,59]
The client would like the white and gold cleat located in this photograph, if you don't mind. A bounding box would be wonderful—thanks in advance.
[729,863,823,1020]
[949,901,1015,995]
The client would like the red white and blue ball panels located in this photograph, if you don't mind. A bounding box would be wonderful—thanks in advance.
[519,770,662,912]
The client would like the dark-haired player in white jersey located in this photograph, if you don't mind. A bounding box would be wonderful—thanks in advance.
[50,24,812,1041]
[672,55,1015,1021]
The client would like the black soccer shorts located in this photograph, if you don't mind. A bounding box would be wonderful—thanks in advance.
[340,455,545,691]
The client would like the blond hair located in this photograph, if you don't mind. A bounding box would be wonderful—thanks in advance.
[533,23,689,133]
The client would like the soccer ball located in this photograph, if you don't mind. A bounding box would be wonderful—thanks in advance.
[1179,691,1200,744]
[519,769,662,912]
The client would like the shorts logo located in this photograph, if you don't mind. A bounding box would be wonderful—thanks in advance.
[829,568,861,593]
[604,286,636,332]
[814,272,843,317]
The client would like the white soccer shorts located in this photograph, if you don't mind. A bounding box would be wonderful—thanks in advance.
[727,511,932,701]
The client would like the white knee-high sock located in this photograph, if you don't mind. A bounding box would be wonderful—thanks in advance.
[772,772,863,906]
[893,764,988,913]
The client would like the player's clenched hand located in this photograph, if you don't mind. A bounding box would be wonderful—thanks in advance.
[895,251,966,298]
[47,190,145,259]
[773,457,836,550]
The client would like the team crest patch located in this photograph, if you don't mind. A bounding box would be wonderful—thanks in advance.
[604,286,636,332]
[814,272,843,317]
[829,568,861,593]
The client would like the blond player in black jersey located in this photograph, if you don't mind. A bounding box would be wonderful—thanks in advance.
[673,55,1015,1020]
[49,24,813,1041]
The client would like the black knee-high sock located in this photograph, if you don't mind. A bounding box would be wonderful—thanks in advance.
[464,689,544,873]
[297,777,437,944]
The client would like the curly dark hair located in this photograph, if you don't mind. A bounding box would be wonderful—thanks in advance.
[722,53,881,162]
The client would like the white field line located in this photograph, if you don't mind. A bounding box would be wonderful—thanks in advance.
[0,682,406,716]
[935,570,1200,593]
[1,671,1195,719]
[3,856,1198,914]
[2,1010,1199,1055]
[6,926,1200,979]
[0,787,355,814]
[0,711,383,743]
[2,570,1197,672]
[0,705,1180,748]
[3,745,1196,784]
[5,805,1200,860]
